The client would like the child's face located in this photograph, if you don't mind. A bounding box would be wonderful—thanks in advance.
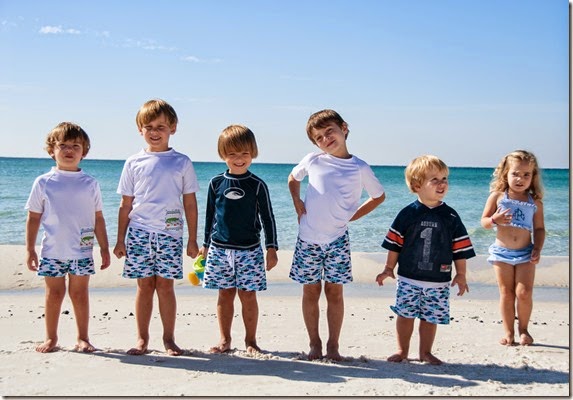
[311,122,349,158]
[52,140,84,171]
[224,149,253,175]
[139,114,176,152]
[415,167,449,207]
[507,160,533,193]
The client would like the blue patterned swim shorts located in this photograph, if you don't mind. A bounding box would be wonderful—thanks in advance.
[289,231,352,285]
[38,257,95,277]
[203,245,266,291]
[391,279,450,325]
[123,226,183,280]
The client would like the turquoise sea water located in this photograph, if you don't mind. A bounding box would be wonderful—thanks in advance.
[0,157,569,256]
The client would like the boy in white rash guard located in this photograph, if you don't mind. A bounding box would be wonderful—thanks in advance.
[114,99,199,356]
[288,109,386,361]
[25,122,110,353]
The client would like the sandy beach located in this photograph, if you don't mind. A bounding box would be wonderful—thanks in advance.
[1,245,569,397]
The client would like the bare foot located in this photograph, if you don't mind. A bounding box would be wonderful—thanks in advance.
[127,339,148,355]
[326,343,342,362]
[164,339,183,356]
[209,340,232,354]
[420,352,443,365]
[499,337,516,346]
[75,339,96,353]
[36,338,59,353]
[387,352,407,363]
[246,341,262,354]
[308,343,323,360]
[519,331,534,346]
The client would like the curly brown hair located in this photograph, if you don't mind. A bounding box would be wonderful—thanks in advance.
[490,150,544,200]
[45,122,91,158]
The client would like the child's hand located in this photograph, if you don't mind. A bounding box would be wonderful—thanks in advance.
[451,274,469,296]
[100,248,111,270]
[26,249,38,272]
[198,246,207,259]
[113,242,126,259]
[492,206,512,225]
[530,248,541,264]
[265,248,278,271]
[186,239,199,258]
[375,267,395,286]
[292,198,306,223]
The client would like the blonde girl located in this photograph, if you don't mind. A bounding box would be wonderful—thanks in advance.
[481,150,545,346]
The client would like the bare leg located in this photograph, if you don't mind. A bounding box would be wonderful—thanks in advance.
[210,288,236,353]
[324,282,344,361]
[387,316,414,362]
[127,276,155,355]
[515,262,535,345]
[156,276,182,356]
[68,274,95,352]
[37,277,66,353]
[238,290,260,353]
[302,283,323,360]
[493,262,517,345]
[419,320,442,365]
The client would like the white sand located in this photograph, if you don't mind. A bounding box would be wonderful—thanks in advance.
[0,245,569,396]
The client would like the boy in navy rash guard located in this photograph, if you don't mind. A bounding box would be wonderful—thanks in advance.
[376,155,475,365]
[199,124,278,354]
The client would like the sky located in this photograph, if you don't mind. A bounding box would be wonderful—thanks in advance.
[0,0,569,168]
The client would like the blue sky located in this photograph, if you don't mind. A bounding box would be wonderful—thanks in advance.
[0,0,569,168]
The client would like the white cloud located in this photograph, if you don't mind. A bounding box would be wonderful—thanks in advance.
[181,55,222,63]
[122,38,177,52]
[39,25,81,35]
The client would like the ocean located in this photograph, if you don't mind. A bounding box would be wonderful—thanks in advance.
[1,156,569,256]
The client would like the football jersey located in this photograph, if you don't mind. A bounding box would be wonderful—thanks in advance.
[382,200,475,282]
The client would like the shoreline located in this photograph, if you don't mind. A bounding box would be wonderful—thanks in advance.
[4,245,569,291]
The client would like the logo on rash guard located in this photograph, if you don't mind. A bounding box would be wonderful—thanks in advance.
[224,187,245,200]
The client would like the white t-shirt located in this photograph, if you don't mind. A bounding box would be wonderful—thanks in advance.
[25,167,103,259]
[117,148,199,238]
[291,152,385,244]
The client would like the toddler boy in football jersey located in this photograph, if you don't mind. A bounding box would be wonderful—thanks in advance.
[376,155,475,365]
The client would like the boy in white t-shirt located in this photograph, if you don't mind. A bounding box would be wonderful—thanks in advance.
[25,122,110,353]
[114,99,199,356]
[288,109,386,361]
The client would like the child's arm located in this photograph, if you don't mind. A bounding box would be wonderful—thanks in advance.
[113,195,134,259]
[94,210,110,270]
[350,193,386,222]
[183,192,199,258]
[25,211,42,271]
[451,258,469,296]
[531,200,545,264]
[376,249,398,286]
[288,173,305,222]
[265,248,278,271]
[480,192,509,229]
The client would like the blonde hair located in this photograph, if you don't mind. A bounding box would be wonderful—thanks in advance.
[45,122,91,158]
[306,109,348,144]
[404,155,449,193]
[135,99,178,130]
[490,150,543,200]
[217,125,258,159]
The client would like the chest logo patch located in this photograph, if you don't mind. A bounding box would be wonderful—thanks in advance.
[224,187,245,200]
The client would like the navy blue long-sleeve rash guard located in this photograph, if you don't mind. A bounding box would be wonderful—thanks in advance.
[202,170,278,251]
